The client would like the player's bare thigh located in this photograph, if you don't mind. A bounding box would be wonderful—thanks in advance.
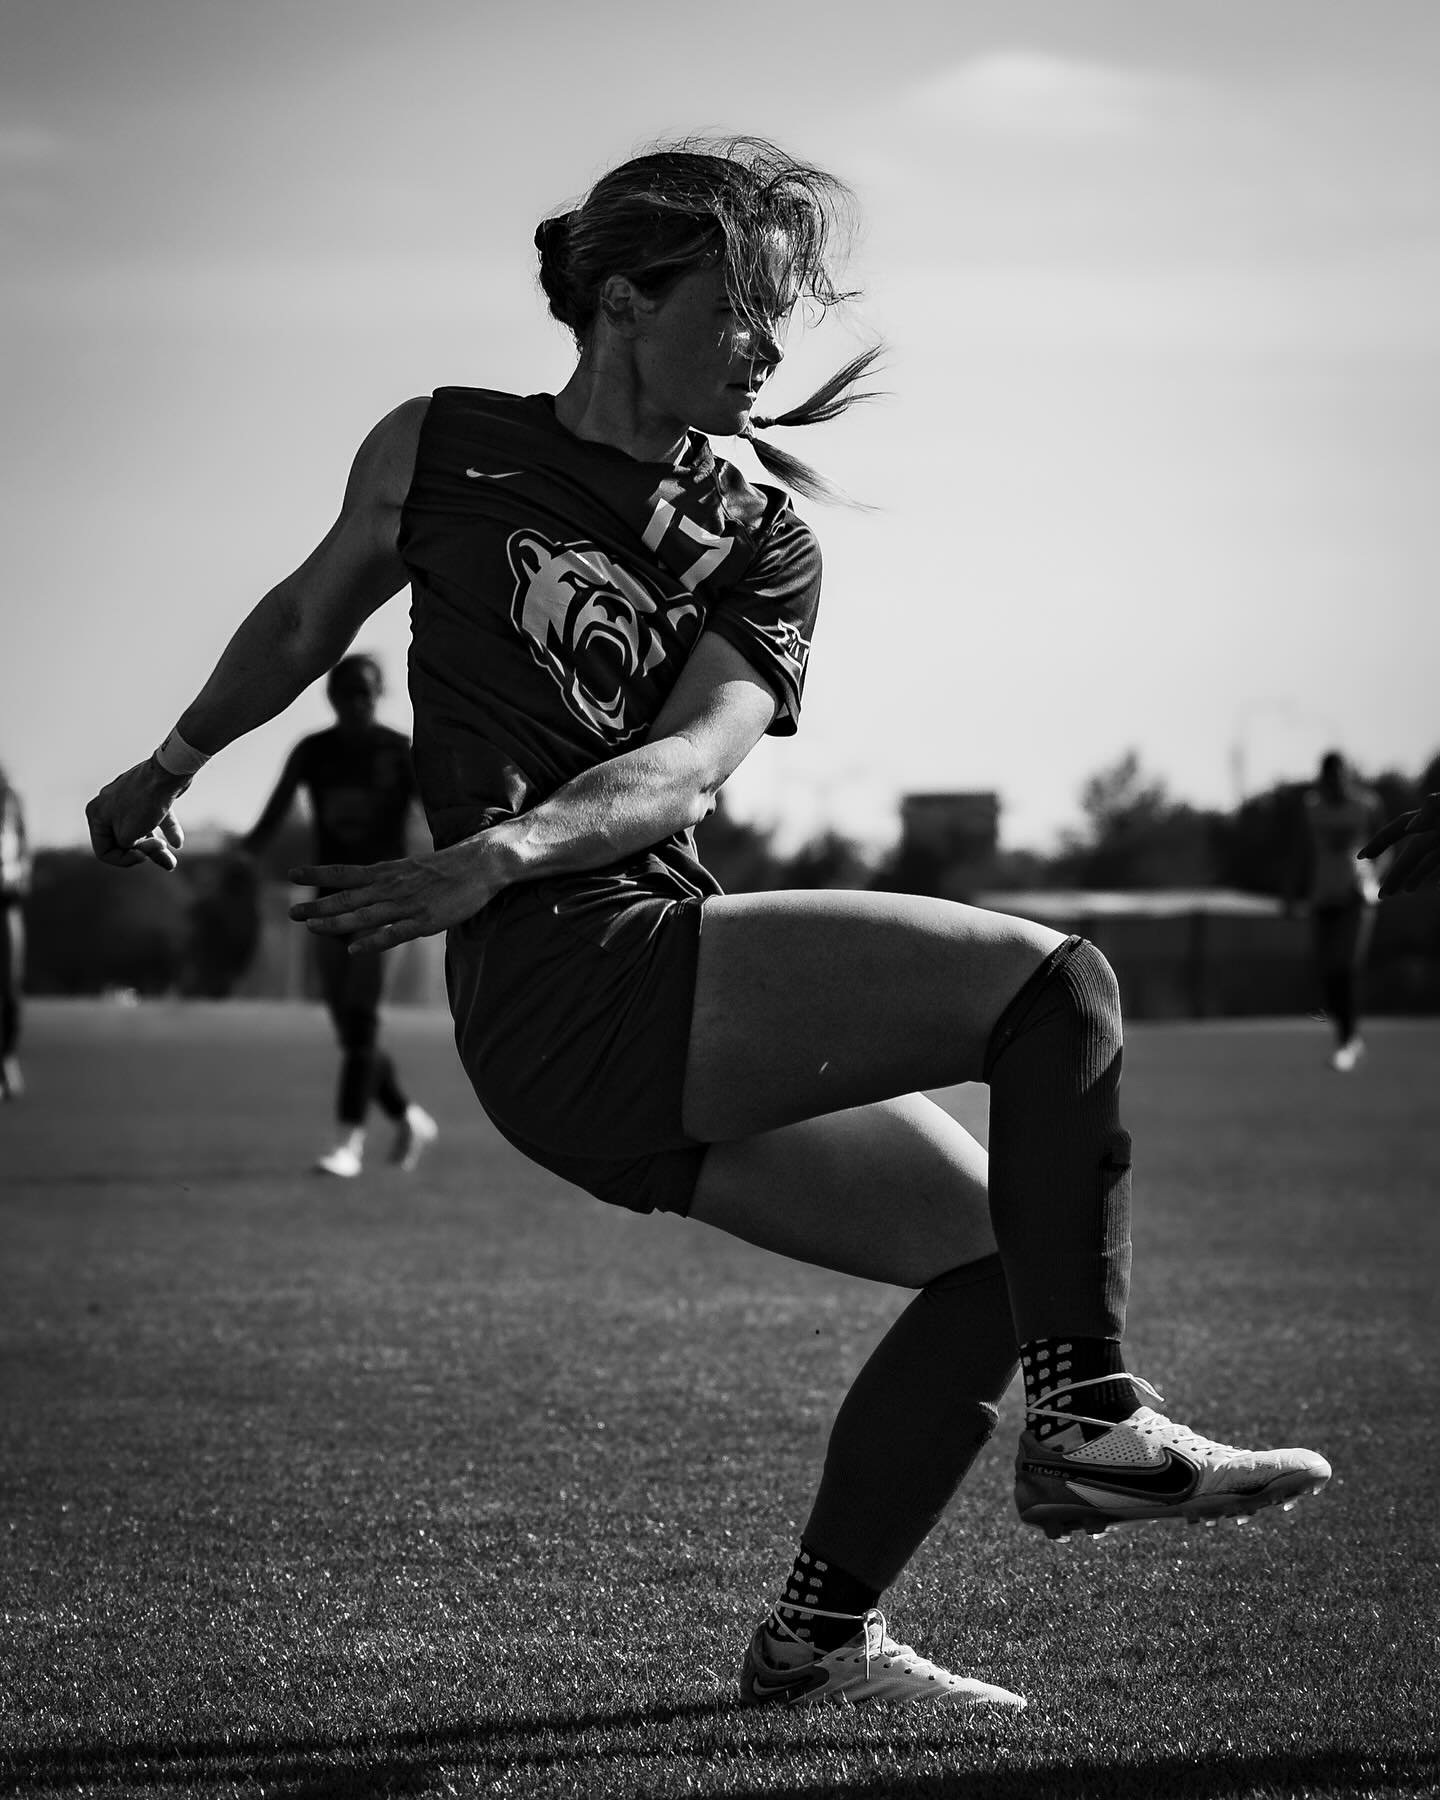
[680,888,1065,1143]
[687,1091,998,1288]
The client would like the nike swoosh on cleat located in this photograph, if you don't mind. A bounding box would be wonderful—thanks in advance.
[744,1664,831,1703]
[465,468,525,479]
[1024,1446,1198,1503]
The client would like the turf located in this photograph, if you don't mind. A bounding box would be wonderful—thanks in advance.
[1,1001,1436,1799]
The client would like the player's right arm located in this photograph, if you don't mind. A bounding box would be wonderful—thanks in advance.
[239,749,304,859]
[86,398,429,870]
[1361,792,1440,895]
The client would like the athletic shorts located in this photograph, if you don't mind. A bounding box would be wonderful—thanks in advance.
[446,866,710,1216]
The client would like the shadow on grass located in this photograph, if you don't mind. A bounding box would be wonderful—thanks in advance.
[1,1704,717,1797]
[699,1749,1439,1800]
[2,1713,1434,1799]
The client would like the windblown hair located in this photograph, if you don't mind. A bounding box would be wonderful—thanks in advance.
[534,136,882,503]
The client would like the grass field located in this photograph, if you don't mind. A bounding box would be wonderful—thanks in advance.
[2,1000,1437,1800]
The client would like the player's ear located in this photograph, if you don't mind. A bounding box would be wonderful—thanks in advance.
[598,276,649,337]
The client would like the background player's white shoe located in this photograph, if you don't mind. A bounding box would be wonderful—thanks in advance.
[1331,1038,1365,1072]
[738,1607,1026,1709]
[315,1142,363,1178]
[1,1054,23,1098]
[390,1105,438,1171]
[1016,1381,1331,1539]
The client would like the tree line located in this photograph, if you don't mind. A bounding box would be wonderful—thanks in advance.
[26,747,1440,997]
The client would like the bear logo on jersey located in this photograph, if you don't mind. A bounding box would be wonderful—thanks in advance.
[507,531,700,741]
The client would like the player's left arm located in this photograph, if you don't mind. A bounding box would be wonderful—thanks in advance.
[291,631,779,951]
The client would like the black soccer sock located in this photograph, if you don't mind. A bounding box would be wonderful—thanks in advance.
[337,1047,376,1126]
[373,1050,409,1122]
[774,1546,880,1652]
[797,1254,1019,1603]
[983,936,1134,1345]
[1021,1336,1137,1440]
[1323,969,1359,1044]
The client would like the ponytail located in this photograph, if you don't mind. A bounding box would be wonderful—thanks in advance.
[743,345,885,505]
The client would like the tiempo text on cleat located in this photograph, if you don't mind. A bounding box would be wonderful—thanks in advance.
[1014,1378,1331,1539]
[738,1605,1025,1710]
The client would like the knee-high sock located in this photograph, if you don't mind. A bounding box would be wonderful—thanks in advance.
[1322,968,1358,1044]
[802,1253,1019,1592]
[983,936,1133,1343]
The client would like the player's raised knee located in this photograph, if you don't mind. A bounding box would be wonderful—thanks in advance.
[982,935,1121,1082]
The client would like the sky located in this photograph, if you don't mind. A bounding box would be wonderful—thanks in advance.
[3,0,1439,855]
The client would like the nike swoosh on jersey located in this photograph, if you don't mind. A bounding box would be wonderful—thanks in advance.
[465,468,525,479]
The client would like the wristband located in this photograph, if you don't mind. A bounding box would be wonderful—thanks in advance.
[153,727,212,779]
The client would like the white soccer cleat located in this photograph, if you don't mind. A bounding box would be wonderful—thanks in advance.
[1,1055,23,1099]
[315,1143,363,1179]
[1016,1378,1331,1540]
[390,1105,438,1171]
[738,1606,1026,1710]
[1330,1038,1365,1073]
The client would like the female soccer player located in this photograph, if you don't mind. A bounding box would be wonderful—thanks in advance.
[86,137,1329,1711]
[240,653,437,1177]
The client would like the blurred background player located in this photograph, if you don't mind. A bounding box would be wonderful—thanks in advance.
[1291,750,1384,1072]
[241,655,437,1175]
[0,762,30,1099]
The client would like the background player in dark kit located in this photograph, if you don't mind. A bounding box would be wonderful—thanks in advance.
[0,762,30,1099]
[1290,749,1384,1072]
[241,654,437,1176]
[87,136,1329,1710]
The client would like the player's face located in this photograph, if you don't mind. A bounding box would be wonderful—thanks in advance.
[330,674,380,732]
[635,266,786,438]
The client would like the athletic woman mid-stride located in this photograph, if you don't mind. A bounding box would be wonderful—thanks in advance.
[87,137,1329,1711]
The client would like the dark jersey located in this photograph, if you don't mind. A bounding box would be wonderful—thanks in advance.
[1303,784,1381,906]
[398,387,822,892]
[281,724,416,866]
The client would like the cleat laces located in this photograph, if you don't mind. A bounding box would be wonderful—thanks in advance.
[1026,1371,1168,1433]
[767,1602,888,1681]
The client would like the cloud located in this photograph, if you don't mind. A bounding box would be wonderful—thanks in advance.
[906,49,1181,137]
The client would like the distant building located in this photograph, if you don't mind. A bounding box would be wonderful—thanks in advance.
[899,792,1000,865]
[894,792,1001,896]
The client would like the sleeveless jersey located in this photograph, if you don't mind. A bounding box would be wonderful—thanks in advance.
[398,387,821,891]
[282,724,416,866]
[1303,784,1381,906]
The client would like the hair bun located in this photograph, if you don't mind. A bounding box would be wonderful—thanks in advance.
[534,211,574,259]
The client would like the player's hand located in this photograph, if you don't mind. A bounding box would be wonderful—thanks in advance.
[1360,793,1440,896]
[289,839,504,951]
[86,759,188,871]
